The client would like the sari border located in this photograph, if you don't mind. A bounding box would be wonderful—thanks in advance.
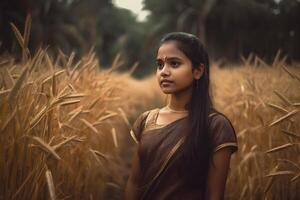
[139,136,185,200]
[130,129,139,144]
[142,111,218,133]
[144,109,159,128]
[213,142,238,153]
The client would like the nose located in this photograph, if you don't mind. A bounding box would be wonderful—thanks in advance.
[160,63,170,76]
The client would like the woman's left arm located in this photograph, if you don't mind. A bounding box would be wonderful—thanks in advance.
[205,147,233,200]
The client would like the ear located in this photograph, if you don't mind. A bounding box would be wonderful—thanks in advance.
[193,63,205,80]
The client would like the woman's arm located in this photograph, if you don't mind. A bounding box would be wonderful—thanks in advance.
[124,147,141,200]
[205,147,233,200]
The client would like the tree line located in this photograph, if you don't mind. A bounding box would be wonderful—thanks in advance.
[0,0,299,76]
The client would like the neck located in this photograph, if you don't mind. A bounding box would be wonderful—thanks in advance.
[168,86,192,111]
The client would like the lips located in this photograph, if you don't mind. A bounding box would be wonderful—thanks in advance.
[160,79,173,85]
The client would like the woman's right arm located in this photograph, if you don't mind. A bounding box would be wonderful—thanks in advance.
[124,146,141,200]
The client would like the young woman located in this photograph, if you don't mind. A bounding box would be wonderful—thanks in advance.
[124,32,238,200]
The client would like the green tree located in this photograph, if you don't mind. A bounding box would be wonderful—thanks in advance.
[143,0,300,62]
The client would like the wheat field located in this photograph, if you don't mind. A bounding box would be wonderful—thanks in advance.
[1,18,299,200]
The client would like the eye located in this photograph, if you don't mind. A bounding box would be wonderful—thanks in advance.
[170,60,180,68]
[156,60,164,70]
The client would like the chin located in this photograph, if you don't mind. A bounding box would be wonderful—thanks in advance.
[161,91,173,94]
[160,88,176,94]
[161,86,191,95]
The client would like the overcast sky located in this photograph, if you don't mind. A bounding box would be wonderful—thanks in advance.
[113,0,150,21]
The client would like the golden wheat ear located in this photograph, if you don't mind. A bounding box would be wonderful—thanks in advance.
[108,53,124,74]
[10,14,32,62]
[128,61,139,75]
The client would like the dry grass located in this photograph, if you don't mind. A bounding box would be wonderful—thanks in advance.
[209,56,300,199]
[0,21,159,199]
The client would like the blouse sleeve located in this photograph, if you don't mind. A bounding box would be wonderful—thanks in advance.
[210,113,238,154]
[130,111,150,143]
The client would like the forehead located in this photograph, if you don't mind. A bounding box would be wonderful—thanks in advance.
[157,41,187,59]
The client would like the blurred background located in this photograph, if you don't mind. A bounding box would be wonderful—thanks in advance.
[0,0,299,77]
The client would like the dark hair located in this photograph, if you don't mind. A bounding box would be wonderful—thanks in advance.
[159,32,214,193]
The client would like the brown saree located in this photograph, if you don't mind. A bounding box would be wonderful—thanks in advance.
[129,108,238,200]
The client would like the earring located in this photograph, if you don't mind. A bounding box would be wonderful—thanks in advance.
[195,79,199,89]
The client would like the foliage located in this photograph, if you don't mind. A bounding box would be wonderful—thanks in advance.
[143,0,300,62]
[0,0,299,77]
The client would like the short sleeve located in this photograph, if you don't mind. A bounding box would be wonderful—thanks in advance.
[210,113,238,154]
[130,111,150,143]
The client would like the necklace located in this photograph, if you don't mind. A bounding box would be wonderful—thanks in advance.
[165,105,188,113]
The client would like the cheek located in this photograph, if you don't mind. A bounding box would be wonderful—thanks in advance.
[175,68,194,85]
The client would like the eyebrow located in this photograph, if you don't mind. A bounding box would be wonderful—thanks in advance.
[156,57,182,61]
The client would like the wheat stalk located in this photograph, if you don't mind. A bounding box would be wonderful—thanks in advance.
[30,136,61,160]
[265,143,294,153]
[45,169,56,200]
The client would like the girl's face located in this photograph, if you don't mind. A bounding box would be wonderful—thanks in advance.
[156,41,202,94]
